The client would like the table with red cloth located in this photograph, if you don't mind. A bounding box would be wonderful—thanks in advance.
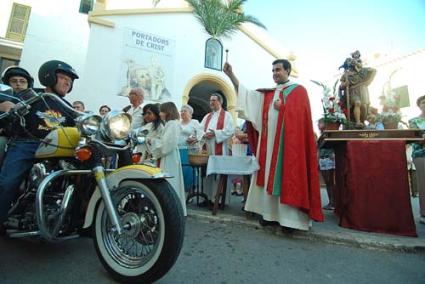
[334,140,417,237]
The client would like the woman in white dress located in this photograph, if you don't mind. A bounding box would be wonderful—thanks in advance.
[134,104,164,164]
[148,102,187,216]
[178,105,203,192]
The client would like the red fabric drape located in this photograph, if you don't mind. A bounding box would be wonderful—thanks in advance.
[335,140,417,237]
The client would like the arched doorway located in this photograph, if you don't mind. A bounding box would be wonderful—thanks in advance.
[182,73,236,123]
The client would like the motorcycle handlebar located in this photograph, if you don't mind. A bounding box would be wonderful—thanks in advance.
[0,89,84,121]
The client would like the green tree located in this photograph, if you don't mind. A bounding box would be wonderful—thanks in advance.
[185,0,266,38]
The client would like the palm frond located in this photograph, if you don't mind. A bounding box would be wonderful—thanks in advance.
[311,80,325,88]
[186,0,266,38]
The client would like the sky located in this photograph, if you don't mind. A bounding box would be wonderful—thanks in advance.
[243,0,425,81]
[242,0,425,123]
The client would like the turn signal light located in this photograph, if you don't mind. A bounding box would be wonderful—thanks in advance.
[132,153,141,164]
[76,147,92,161]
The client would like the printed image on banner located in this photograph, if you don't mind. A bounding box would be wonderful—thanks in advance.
[118,28,176,102]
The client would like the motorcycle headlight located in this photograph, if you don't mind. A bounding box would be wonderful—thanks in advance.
[100,110,132,141]
[77,113,102,136]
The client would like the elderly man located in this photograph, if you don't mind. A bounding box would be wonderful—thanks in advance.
[200,93,234,205]
[123,88,144,129]
[72,100,85,112]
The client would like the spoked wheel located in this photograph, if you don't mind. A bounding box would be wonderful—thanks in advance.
[93,180,185,283]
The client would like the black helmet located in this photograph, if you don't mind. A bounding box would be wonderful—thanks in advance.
[38,60,79,92]
[1,66,34,88]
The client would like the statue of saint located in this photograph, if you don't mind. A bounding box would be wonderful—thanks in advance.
[338,51,376,129]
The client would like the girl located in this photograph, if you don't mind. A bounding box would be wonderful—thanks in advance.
[148,102,187,216]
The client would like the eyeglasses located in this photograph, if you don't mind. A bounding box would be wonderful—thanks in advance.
[9,79,28,85]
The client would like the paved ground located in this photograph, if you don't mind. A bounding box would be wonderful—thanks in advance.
[187,188,425,253]
[1,217,424,284]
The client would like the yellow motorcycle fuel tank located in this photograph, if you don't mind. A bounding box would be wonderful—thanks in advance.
[35,127,80,158]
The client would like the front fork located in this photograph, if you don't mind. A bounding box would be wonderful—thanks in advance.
[93,166,123,235]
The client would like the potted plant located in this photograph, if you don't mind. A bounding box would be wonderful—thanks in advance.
[312,80,346,130]
[379,108,401,129]
[322,103,347,130]
[379,88,402,129]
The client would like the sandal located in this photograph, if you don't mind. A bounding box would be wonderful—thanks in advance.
[323,204,335,210]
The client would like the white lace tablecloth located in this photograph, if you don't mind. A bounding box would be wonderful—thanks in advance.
[206,155,259,176]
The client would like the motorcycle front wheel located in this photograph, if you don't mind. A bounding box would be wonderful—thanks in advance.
[93,180,185,283]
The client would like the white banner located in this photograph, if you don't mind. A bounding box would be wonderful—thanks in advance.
[125,28,175,56]
[118,28,176,102]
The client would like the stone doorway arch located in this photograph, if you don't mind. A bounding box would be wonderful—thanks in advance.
[182,73,236,123]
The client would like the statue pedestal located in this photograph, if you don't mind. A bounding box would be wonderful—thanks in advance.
[318,130,422,237]
[333,140,416,237]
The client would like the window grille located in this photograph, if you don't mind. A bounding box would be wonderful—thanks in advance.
[6,3,31,42]
[79,0,94,14]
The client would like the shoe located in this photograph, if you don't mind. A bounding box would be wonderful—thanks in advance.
[420,216,425,225]
[323,204,335,210]
[281,226,296,233]
[259,218,279,227]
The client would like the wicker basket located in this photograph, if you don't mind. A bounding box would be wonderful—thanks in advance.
[188,152,209,166]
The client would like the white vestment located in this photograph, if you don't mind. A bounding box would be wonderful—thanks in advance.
[149,120,187,216]
[200,109,234,201]
[200,109,234,155]
[237,84,311,230]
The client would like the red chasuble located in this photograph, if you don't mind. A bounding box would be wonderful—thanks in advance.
[256,84,324,222]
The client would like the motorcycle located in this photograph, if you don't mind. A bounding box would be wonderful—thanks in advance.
[0,85,185,283]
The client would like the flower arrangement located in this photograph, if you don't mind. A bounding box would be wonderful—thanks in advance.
[312,80,347,125]
[379,86,402,127]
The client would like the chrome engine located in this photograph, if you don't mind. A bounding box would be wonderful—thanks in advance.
[29,162,49,189]
[7,159,74,234]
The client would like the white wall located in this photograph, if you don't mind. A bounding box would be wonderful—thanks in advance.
[18,0,90,95]
[0,0,35,37]
[367,51,425,124]
[78,12,276,112]
[106,0,189,9]
[14,3,313,119]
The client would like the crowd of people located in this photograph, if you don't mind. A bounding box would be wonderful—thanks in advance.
[0,57,424,236]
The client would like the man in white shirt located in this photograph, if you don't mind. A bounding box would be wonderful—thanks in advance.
[200,93,234,205]
[200,93,234,156]
[123,88,144,129]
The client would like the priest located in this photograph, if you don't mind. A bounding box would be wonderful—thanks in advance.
[223,59,324,230]
[200,93,234,204]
